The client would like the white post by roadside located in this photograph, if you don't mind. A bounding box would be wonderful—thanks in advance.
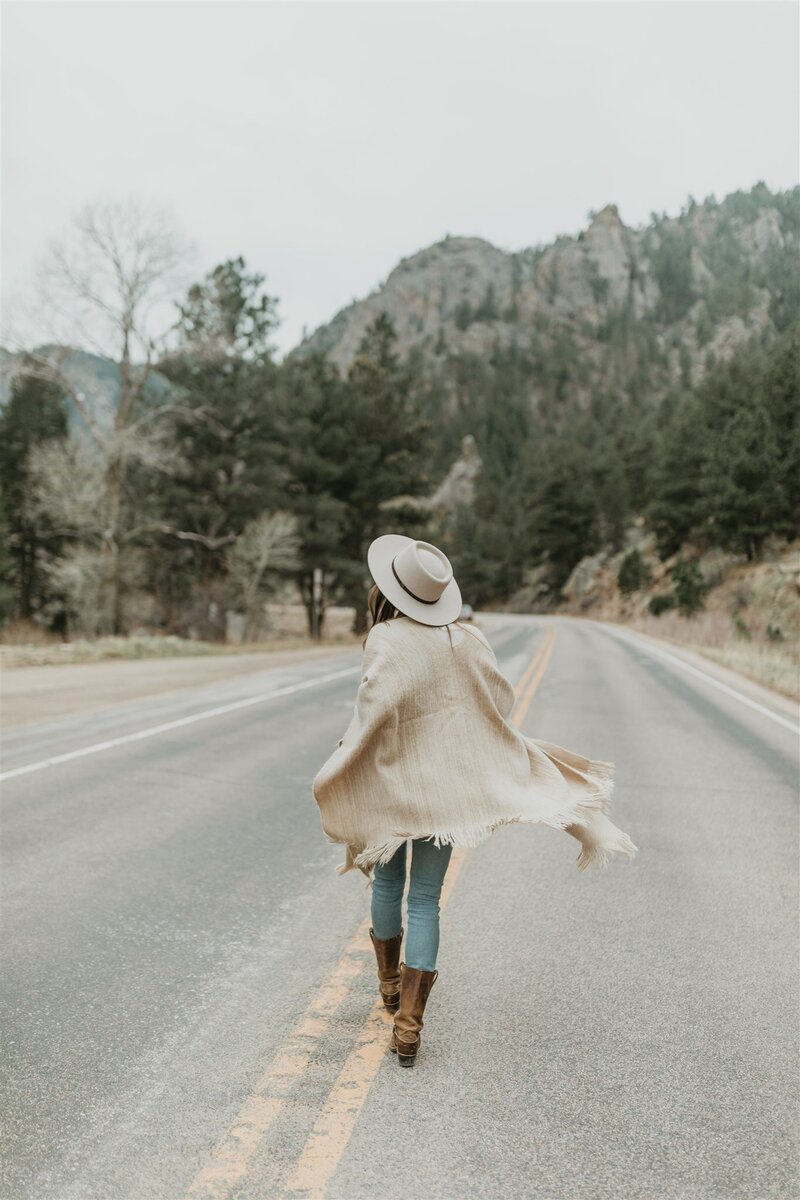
[311,567,323,641]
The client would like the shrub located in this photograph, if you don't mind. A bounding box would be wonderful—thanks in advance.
[454,301,474,330]
[733,615,751,640]
[649,592,678,616]
[618,548,652,595]
[673,557,708,615]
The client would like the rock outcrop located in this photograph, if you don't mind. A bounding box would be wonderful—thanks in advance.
[295,185,797,406]
[380,434,483,515]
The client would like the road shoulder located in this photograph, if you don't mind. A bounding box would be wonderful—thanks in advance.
[1,643,357,729]
[585,618,798,723]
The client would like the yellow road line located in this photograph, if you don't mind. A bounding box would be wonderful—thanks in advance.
[282,848,469,1199]
[184,925,372,1199]
[281,628,557,1199]
[512,627,556,728]
[512,627,550,699]
[184,852,476,1200]
[185,625,554,1200]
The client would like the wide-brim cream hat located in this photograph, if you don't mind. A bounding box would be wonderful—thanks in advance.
[367,533,463,627]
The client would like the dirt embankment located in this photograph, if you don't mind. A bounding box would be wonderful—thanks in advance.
[502,531,800,701]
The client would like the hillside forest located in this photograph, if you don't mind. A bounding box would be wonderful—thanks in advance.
[1,182,798,643]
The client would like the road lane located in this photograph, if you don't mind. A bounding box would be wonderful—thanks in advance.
[330,617,798,1200]
[0,617,541,1200]
[1,616,796,1200]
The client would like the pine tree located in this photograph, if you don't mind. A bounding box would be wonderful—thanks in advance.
[335,315,429,630]
[173,256,279,363]
[155,258,284,635]
[705,403,785,560]
[0,375,68,619]
[761,321,800,537]
[618,548,651,595]
[648,398,709,557]
[673,557,707,614]
[0,486,14,625]
[522,441,599,589]
[275,316,429,633]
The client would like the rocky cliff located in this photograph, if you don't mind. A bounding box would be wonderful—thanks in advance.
[296,184,799,408]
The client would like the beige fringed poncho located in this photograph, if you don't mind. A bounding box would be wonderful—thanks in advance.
[312,616,637,880]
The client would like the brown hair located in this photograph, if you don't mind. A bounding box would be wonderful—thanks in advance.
[362,583,400,648]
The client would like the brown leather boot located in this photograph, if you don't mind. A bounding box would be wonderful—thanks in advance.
[389,961,439,1067]
[369,927,404,1012]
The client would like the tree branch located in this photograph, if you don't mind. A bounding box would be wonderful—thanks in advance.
[124,522,237,549]
[15,351,110,452]
[127,401,232,440]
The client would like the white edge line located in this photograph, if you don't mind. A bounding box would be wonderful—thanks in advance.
[1,666,361,783]
[598,623,799,735]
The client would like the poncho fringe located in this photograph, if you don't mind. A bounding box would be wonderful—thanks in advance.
[334,753,636,884]
[313,618,638,883]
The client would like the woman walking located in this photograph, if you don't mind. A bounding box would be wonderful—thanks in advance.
[312,535,637,1067]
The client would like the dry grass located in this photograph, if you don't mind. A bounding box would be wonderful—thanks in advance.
[0,619,63,647]
[627,610,799,700]
[0,631,360,669]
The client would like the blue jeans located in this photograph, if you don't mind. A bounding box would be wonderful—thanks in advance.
[370,838,453,972]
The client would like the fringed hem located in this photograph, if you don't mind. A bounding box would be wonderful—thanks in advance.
[332,803,637,883]
[328,752,637,881]
[574,828,639,871]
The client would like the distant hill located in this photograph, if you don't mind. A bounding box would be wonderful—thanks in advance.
[295,182,799,409]
[0,345,173,426]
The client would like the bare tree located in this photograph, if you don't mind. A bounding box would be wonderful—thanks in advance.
[7,198,220,634]
[227,511,301,641]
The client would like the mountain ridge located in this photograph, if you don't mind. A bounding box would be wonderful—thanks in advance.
[294,183,799,407]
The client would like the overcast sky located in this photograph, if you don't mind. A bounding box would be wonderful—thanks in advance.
[3,1,798,356]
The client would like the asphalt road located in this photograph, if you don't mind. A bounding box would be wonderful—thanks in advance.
[1,614,797,1200]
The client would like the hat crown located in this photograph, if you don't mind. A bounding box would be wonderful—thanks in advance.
[392,541,453,604]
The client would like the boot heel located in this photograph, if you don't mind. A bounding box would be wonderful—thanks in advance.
[392,1031,420,1066]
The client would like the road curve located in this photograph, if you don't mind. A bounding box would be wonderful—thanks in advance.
[1,615,797,1200]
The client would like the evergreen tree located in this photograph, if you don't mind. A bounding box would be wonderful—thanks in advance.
[272,352,353,630]
[450,469,529,607]
[449,499,510,607]
[0,487,14,624]
[276,316,429,632]
[0,374,68,619]
[618,548,651,595]
[648,224,696,323]
[649,323,798,562]
[704,403,785,560]
[648,398,709,557]
[521,441,599,589]
[335,314,429,630]
[174,256,279,362]
[761,322,800,536]
[672,557,707,615]
[156,259,284,634]
[585,428,630,550]
[694,330,791,559]
[475,284,498,322]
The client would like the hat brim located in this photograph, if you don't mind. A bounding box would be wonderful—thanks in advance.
[367,534,463,627]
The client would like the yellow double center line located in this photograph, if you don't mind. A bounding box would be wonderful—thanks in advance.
[185,624,557,1200]
[513,626,556,727]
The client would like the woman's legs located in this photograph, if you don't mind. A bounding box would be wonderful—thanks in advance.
[370,840,407,940]
[405,838,453,972]
[371,836,453,970]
